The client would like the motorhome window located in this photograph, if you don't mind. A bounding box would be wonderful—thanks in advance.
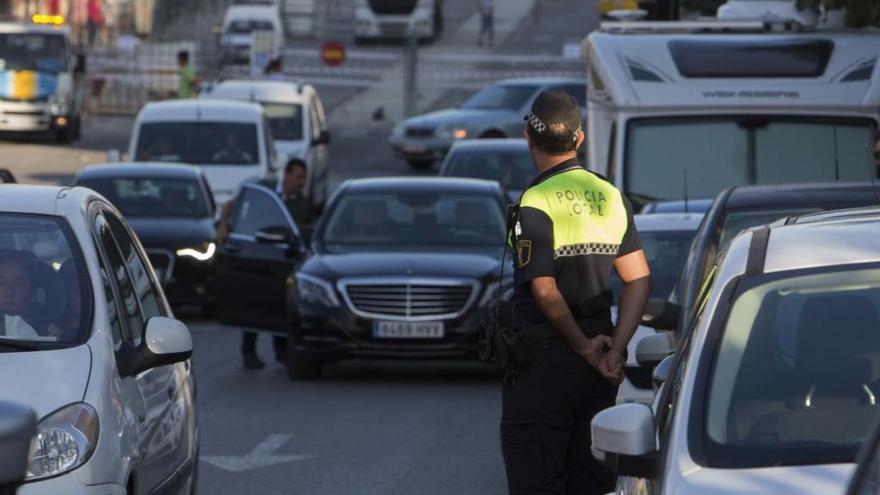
[227,19,274,34]
[669,39,833,78]
[367,0,418,15]
[0,33,68,73]
[460,85,540,112]
[625,117,877,207]
[135,122,260,166]
[262,103,304,141]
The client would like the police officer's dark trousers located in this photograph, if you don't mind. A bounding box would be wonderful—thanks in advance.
[501,327,617,495]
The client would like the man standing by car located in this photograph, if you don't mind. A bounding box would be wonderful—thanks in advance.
[217,159,315,369]
[501,91,651,494]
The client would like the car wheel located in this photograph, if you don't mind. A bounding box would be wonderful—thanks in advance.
[407,159,433,171]
[479,130,505,139]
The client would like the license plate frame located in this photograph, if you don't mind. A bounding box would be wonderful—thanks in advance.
[373,320,445,339]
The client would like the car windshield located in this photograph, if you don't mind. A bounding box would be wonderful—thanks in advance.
[703,266,880,468]
[77,177,210,219]
[226,19,274,35]
[718,208,820,249]
[321,192,505,250]
[442,148,536,192]
[263,103,304,141]
[0,214,90,349]
[625,117,877,208]
[460,85,539,111]
[0,33,68,73]
[610,228,696,301]
[135,122,260,165]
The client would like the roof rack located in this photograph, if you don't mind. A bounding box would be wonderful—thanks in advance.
[599,19,806,34]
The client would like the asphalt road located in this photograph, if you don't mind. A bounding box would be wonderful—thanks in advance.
[0,2,599,492]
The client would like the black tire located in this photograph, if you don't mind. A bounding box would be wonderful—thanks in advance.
[407,159,433,171]
[479,130,505,139]
[286,351,322,380]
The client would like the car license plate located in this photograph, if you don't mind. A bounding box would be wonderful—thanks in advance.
[403,144,427,154]
[373,320,444,339]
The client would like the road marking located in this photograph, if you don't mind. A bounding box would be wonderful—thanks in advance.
[202,434,316,473]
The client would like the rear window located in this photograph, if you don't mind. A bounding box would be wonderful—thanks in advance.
[669,39,833,78]
[135,122,260,166]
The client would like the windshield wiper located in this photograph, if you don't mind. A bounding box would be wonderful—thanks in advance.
[0,339,41,351]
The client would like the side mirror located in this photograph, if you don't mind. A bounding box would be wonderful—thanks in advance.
[124,317,193,376]
[642,298,681,331]
[106,149,121,162]
[272,151,289,173]
[591,402,657,478]
[255,225,292,243]
[652,354,675,389]
[74,53,87,75]
[313,130,330,146]
[0,401,36,489]
[635,332,674,368]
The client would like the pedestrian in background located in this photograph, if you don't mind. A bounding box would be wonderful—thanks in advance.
[263,56,285,80]
[478,0,495,47]
[500,90,651,494]
[177,50,198,99]
[217,159,315,370]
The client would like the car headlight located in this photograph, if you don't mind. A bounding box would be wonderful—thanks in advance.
[48,94,71,116]
[176,242,216,261]
[27,403,99,481]
[391,124,405,139]
[436,125,468,140]
[480,277,515,307]
[295,273,340,308]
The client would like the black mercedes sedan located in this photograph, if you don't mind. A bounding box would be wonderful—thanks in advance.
[290,177,509,378]
[73,162,217,309]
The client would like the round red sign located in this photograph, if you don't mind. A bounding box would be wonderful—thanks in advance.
[320,41,346,67]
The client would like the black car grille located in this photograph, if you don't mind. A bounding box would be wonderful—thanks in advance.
[345,283,474,318]
[405,127,434,138]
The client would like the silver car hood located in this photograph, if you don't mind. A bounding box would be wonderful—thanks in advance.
[0,344,91,418]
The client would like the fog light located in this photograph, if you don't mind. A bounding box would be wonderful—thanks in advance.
[453,129,468,139]
[54,116,68,127]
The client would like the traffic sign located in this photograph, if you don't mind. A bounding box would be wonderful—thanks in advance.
[320,41,346,67]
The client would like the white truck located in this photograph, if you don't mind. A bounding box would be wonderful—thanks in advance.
[583,3,880,211]
[353,0,443,43]
[0,17,84,142]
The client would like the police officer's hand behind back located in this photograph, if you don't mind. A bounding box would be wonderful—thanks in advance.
[602,249,653,385]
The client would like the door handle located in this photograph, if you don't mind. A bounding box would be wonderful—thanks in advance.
[223,242,241,253]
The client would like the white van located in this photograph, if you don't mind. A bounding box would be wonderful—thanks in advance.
[220,4,284,64]
[354,0,442,43]
[127,99,282,205]
[583,20,880,210]
[202,79,330,211]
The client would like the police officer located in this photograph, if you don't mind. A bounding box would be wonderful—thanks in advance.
[502,90,651,494]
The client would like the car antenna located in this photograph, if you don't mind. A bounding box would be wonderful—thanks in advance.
[863,140,879,204]
[683,170,689,213]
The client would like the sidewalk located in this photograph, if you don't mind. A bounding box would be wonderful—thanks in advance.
[328,0,537,130]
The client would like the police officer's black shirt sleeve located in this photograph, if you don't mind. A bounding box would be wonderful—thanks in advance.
[617,196,642,258]
[516,206,555,283]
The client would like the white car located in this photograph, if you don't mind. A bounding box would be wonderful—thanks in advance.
[593,206,880,495]
[0,185,197,495]
[220,4,284,64]
[127,99,283,205]
[612,212,703,405]
[202,79,330,211]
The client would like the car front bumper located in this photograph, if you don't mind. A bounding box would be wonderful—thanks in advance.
[0,102,71,132]
[293,302,486,361]
[388,135,452,163]
[18,477,126,495]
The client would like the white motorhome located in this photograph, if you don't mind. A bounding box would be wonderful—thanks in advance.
[583,20,880,210]
[353,0,442,43]
[220,4,285,65]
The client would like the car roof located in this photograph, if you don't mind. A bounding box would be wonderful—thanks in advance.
[137,99,263,123]
[495,77,584,87]
[723,182,880,210]
[204,79,307,104]
[641,198,713,214]
[0,185,95,216]
[340,177,504,195]
[224,5,277,20]
[449,139,528,152]
[634,213,704,232]
[761,214,880,273]
[75,162,203,180]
